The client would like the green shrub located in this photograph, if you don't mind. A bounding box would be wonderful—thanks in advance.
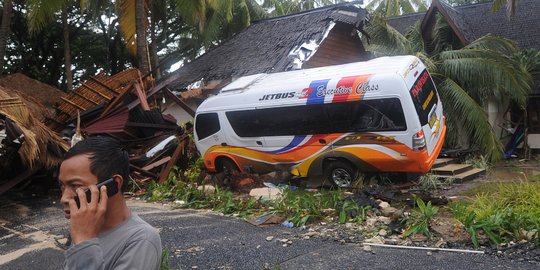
[451,181,540,247]
[402,196,438,238]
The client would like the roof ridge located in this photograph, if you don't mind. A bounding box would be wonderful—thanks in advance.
[252,1,362,24]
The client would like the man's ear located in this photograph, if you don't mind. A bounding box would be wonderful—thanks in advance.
[112,175,123,191]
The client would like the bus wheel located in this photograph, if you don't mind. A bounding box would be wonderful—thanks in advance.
[325,161,357,188]
[217,158,239,174]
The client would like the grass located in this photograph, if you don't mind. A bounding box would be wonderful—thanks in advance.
[418,173,455,191]
[144,160,371,227]
[450,181,540,247]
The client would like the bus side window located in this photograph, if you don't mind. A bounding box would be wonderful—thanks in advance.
[195,113,220,140]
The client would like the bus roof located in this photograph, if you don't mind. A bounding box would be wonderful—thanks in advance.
[198,55,423,112]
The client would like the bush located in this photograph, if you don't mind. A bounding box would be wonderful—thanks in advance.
[451,181,540,247]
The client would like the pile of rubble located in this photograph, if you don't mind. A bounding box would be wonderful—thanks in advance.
[0,69,197,194]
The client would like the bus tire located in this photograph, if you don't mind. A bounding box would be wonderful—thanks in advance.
[325,161,358,188]
[216,158,239,173]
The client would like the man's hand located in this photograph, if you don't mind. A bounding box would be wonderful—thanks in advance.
[68,185,108,245]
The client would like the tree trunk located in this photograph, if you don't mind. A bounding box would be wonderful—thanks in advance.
[135,0,149,74]
[0,0,13,75]
[62,9,73,91]
[149,3,159,80]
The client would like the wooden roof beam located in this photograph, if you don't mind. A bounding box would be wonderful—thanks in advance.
[61,97,87,111]
[89,76,119,94]
[70,91,100,105]
[80,83,112,100]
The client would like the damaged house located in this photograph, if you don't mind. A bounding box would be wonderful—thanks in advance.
[155,3,369,124]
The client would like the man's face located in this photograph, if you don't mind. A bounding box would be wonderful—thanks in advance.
[58,154,98,219]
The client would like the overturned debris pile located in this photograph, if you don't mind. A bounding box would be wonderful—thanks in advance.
[45,69,196,186]
[0,86,68,194]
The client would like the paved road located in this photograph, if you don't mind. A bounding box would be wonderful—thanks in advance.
[1,189,538,270]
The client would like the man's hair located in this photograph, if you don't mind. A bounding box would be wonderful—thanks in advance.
[63,136,130,191]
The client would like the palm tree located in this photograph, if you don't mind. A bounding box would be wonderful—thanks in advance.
[27,0,81,90]
[174,0,267,58]
[0,0,13,75]
[365,0,428,16]
[364,15,532,161]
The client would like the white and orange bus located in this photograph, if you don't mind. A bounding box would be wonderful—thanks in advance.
[194,56,446,187]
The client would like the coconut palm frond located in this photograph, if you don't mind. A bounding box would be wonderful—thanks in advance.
[439,49,531,107]
[26,0,69,32]
[437,78,503,161]
[246,0,268,21]
[411,0,428,12]
[175,0,208,32]
[431,13,460,54]
[511,49,540,77]
[364,16,412,55]
[365,0,383,11]
[385,0,400,17]
[399,0,415,14]
[465,34,517,55]
[405,21,424,53]
[416,52,437,74]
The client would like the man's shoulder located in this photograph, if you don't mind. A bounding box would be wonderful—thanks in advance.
[124,214,161,241]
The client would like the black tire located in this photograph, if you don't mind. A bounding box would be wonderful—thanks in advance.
[324,160,358,188]
[217,158,240,173]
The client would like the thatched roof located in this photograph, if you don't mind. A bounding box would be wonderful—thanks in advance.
[0,86,67,170]
[0,73,65,109]
[161,3,367,92]
[387,0,540,49]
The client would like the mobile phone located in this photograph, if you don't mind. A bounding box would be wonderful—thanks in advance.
[74,178,119,208]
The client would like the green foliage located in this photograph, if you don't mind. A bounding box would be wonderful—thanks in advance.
[270,188,370,227]
[451,181,540,247]
[418,173,454,191]
[160,248,172,270]
[402,196,438,238]
[464,155,490,170]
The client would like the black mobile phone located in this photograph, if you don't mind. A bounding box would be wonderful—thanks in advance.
[74,178,119,208]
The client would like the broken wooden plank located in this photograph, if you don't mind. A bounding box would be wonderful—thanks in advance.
[100,84,134,118]
[163,87,196,117]
[158,135,189,183]
[142,156,171,171]
[134,83,151,111]
[130,164,159,178]
[81,83,112,100]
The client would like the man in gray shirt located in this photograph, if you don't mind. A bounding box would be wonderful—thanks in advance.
[58,136,162,269]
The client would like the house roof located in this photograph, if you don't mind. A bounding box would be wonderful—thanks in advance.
[387,0,540,49]
[162,3,367,91]
[0,73,65,109]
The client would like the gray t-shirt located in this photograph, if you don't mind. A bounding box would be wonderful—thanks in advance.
[64,213,162,270]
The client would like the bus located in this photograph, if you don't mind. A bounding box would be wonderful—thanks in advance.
[194,55,446,187]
